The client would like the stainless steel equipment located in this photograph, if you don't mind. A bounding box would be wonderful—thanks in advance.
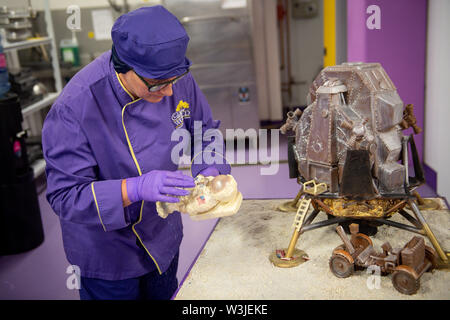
[0,6,33,43]
[164,0,260,135]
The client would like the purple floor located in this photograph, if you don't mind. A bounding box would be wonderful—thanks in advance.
[0,136,442,299]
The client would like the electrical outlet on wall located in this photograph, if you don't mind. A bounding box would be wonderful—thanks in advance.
[292,0,318,19]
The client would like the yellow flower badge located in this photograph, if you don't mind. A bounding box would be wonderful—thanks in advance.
[171,100,191,128]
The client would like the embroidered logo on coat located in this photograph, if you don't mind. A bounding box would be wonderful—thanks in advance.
[171,100,191,128]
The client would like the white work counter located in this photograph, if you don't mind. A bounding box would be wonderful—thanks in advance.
[175,199,450,300]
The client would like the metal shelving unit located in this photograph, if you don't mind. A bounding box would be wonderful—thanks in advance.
[31,158,46,178]
[3,0,62,179]
[21,91,59,116]
[3,36,52,51]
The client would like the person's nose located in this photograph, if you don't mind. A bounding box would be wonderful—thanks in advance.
[160,83,173,96]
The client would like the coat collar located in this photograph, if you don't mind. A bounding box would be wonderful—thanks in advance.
[108,52,138,107]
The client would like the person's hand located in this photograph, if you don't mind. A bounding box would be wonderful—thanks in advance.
[126,170,195,203]
[197,166,220,177]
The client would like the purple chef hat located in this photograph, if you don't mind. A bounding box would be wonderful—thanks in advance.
[111,5,191,79]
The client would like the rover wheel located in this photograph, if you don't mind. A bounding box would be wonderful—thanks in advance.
[329,254,354,278]
[392,269,420,295]
[333,244,346,253]
[353,233,373,249]
[425,246,438,271]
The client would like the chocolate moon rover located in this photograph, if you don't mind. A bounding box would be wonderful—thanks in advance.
[270,62,449,268]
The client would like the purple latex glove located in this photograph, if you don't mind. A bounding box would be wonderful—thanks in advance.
[197,166,220,177]
[126,170,195,203]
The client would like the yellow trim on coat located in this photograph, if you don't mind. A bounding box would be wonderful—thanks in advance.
[121,99,162,275]
[121,101,143,176]
[116,71,136,100]
[91,182,107,232]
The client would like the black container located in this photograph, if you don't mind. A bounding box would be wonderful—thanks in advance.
[0,169,44,254]
[0,92,44,255]
[0,92,29,184]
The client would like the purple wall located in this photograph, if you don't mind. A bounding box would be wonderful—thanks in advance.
[347,0,427,161]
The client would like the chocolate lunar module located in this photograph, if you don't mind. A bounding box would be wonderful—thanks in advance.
[270,62,449,268]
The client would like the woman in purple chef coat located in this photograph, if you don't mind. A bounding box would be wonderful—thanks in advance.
[42,5,230,300]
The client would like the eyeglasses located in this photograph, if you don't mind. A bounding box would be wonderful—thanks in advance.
[136,69,189,93]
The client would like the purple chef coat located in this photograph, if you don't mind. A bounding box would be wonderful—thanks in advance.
[42,51,229,280]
